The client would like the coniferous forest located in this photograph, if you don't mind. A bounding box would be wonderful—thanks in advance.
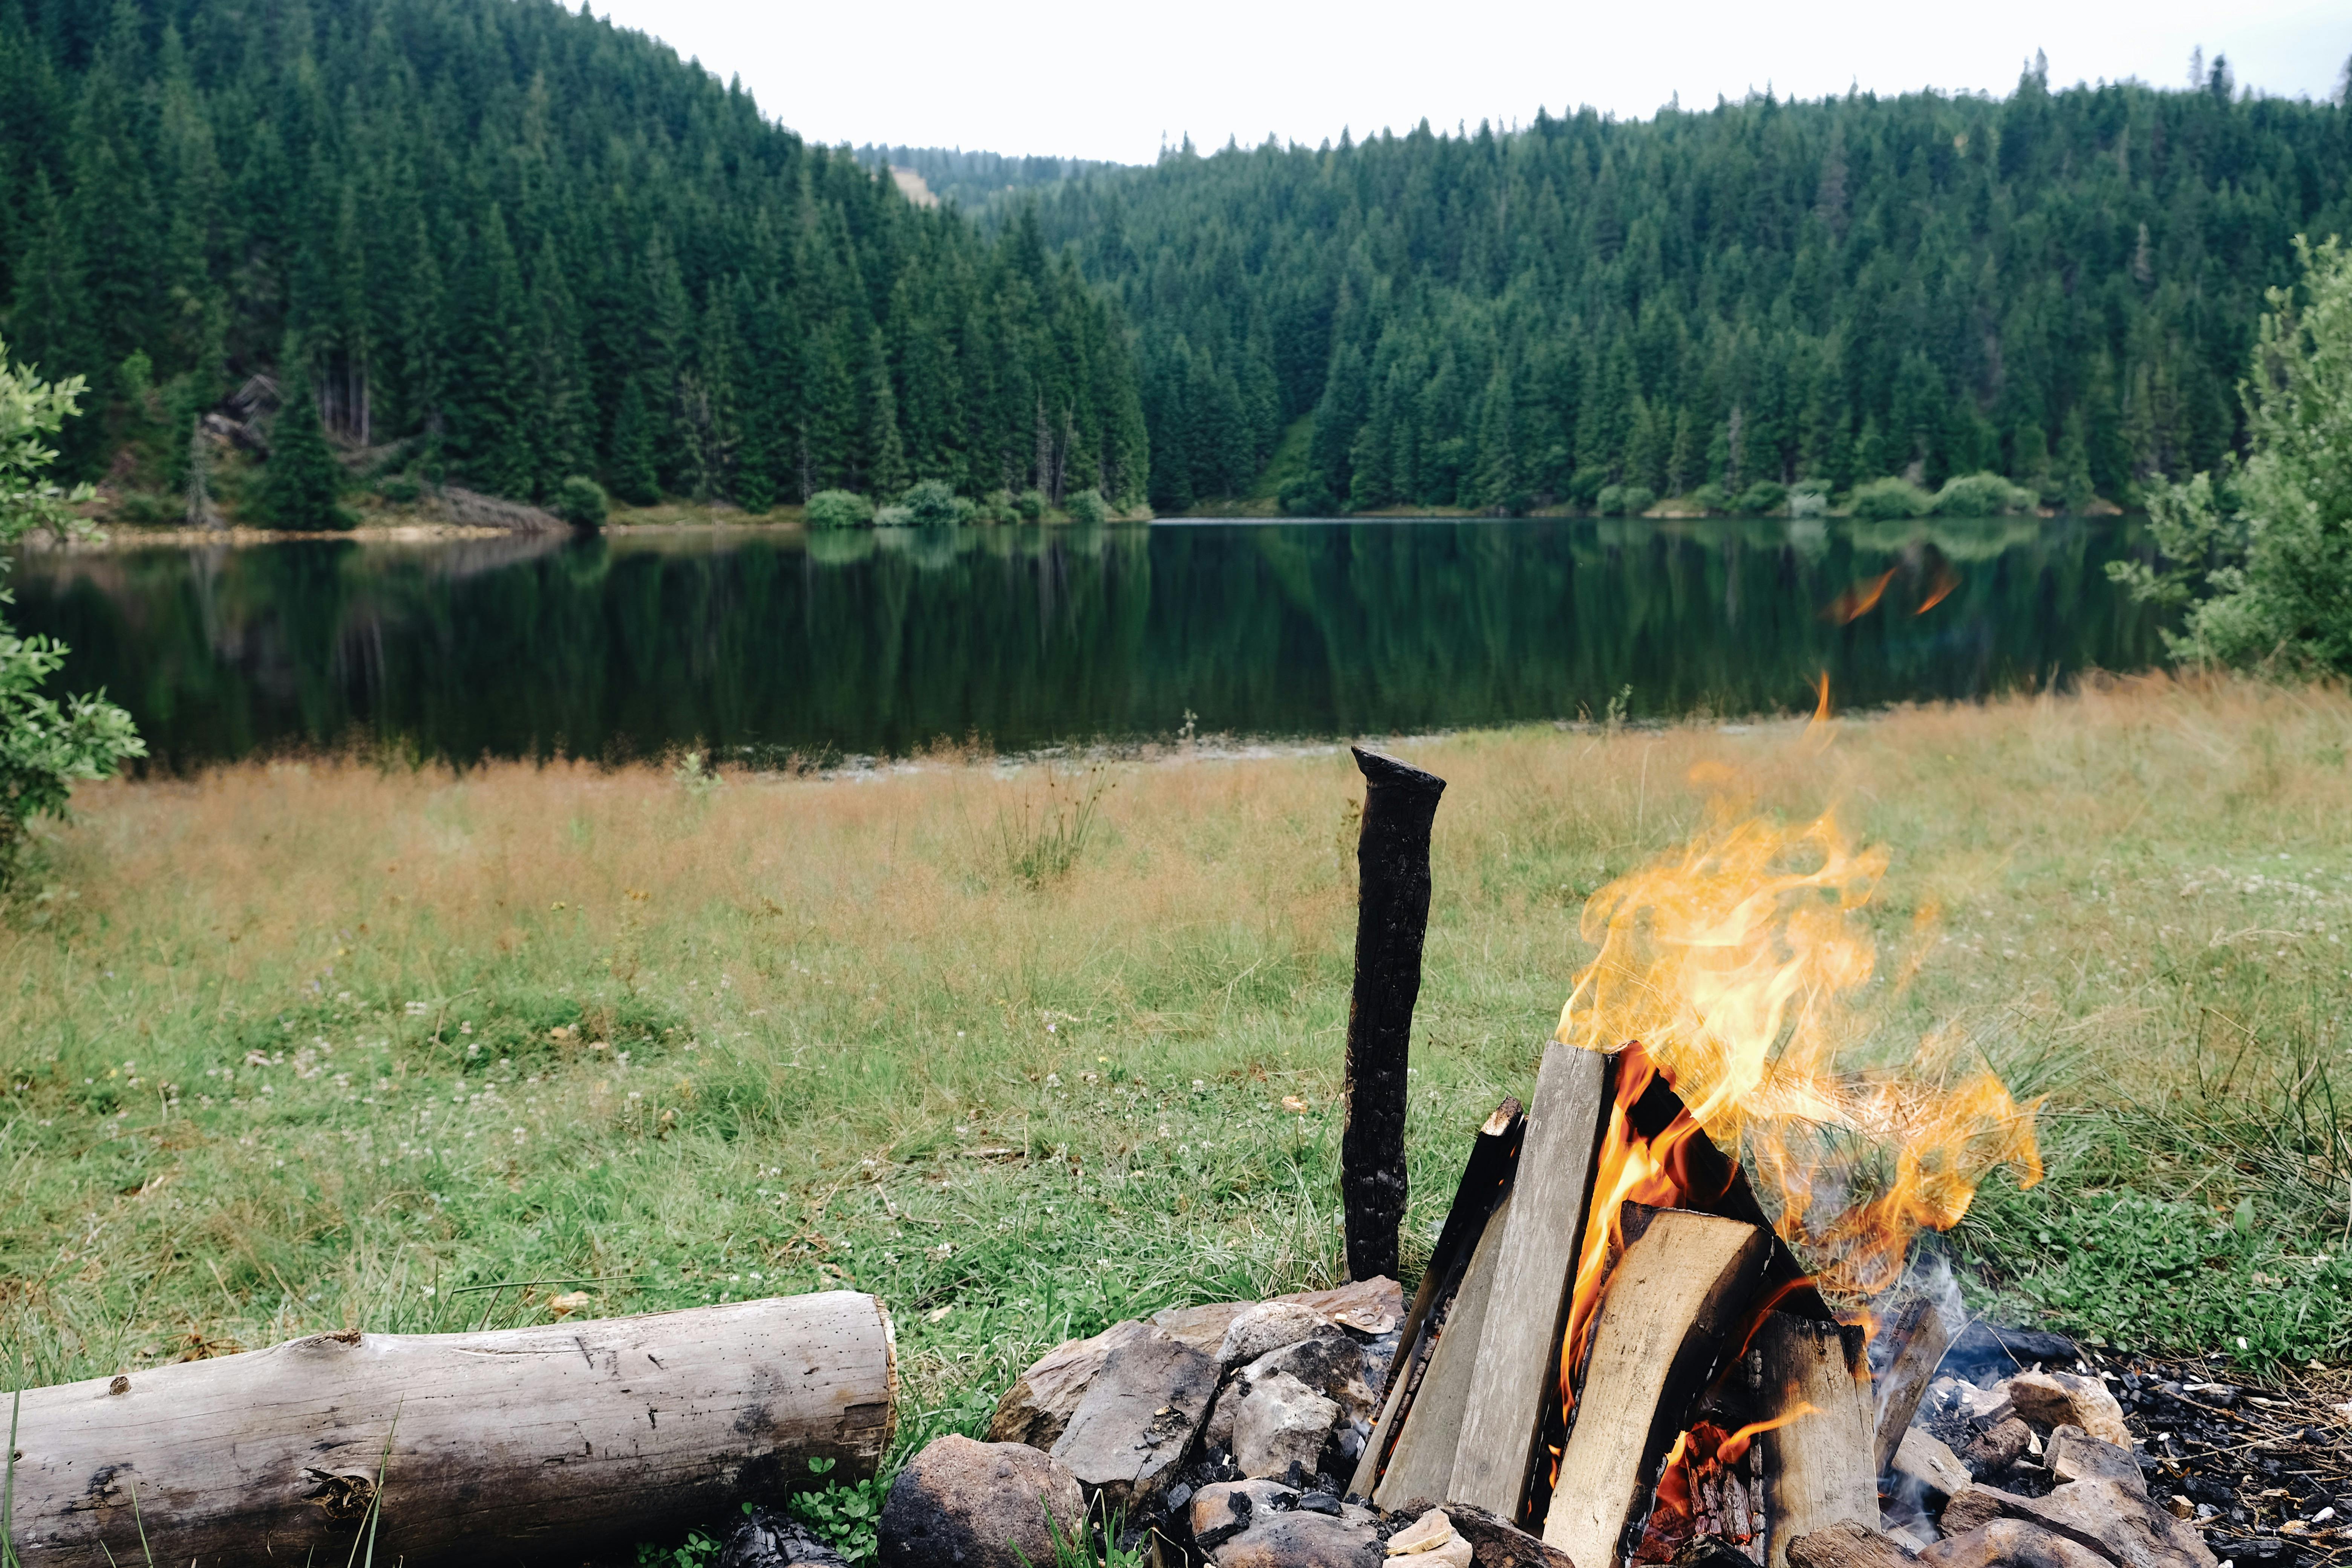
[0,0,1150,514]
[1040,62,2352,515]
[2,0,2350,519]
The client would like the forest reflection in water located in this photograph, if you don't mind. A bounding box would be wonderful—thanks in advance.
[10,516,2163,768]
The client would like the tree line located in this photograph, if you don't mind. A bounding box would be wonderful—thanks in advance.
[1032,62,2352,515]
[0,0,1150,517]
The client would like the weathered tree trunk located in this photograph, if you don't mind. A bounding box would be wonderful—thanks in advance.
[1341,744,1447,1283]
[6,1292,896,1568]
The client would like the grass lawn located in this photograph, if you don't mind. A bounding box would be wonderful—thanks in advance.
[5,676,2352,1474]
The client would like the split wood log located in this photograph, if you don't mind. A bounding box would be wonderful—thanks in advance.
[5,1293,896,1568]
[1371,1188,1514,1510]
[1349,1095,1524,1500]
[1540,1205,1772,1568]
[1784,1521,1922,1568]
[1756,1314,1877,1568]
[1870,1297,1953,1476]
[1446,1044,1612,1522]
[1341,745,1447,1283]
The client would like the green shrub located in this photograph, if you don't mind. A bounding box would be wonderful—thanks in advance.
[899,479,967,527]
[1012,488,1047,522]
[554,475,609,529]
[1847,476,1932,520]
[1932,471,2036,517]
[1278,476,1338,516]
[0,338,146,881]
[1735,480,1789,515]
[1062,488,1108,525]
[1618,485,1657,516]
[1687,482,1730,514]
[805,490,874,530]
[112,490,180,526]
[872,504,913,527]
[975,490,1018,525]
[378,473,423,505]
[1789,480,1830,518]
[1594,484,1626,516]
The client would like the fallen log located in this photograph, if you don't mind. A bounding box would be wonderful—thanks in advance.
[1341,744,1448,1283]
[1540,1205,1773,1568]
[6,1292,896,1568]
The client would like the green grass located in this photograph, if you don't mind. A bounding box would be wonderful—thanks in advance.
[2,677,2350,1506]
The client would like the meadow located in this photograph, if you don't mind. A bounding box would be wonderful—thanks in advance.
[5,675,2351,1478]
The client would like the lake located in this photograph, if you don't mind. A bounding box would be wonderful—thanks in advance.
[9,516,2163,769]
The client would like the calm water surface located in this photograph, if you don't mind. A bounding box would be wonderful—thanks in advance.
[10,516,2164,767]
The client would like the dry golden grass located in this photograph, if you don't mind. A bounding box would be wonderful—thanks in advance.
[4,674,2351,1431]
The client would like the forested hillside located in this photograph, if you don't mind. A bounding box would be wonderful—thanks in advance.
[852,146,1122,212]
[0,0,1148,513]
[1038,66,2352,514]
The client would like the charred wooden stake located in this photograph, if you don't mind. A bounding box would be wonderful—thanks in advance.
[1341,744,1447,1283]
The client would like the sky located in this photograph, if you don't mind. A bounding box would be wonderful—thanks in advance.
[588,0,2352,166]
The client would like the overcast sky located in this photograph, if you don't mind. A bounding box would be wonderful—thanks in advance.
[589,0,2352,166]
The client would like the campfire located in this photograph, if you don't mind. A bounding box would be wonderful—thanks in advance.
[1352,808,2045,1568]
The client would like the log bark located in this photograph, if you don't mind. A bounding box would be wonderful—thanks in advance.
[1756,1314,1877,1568]
[1371,1188,1513,1511]
[1540,1206,1773,1568]
[1447,1044,1613,1522]
[1870,1297,1953,1476]
[1350,1096,1524,1500]
[5,1292,896,1568]
[1341,744,1447,1283]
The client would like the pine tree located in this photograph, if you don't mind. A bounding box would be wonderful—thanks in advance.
[449,207,533,498]
[258,361,350,529]
[608,374,660,506]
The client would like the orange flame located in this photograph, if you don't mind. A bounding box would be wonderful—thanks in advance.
[1556,810,2042,1304]
[1822,570,1896,625]
[1917,559,1960,614]
[1634,1407,1820,1562]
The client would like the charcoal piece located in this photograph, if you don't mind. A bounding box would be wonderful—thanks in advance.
[2205,1540,2300,1568]
[720,1508,852,1568]
[1298,1492,1342,1515]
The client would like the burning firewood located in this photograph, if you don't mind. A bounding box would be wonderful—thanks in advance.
[1352,1095,1525,1502]
[1754,1314,1877,1568]
[1446,1044,1614,1519]
[1870,1296,1955,1476]
[1541,1204,1774,1568]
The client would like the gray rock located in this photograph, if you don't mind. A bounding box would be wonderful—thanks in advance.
[876,1435,1088,1568]
[1232,1369,1340,1480]
[1049,1326,1218,1511]
[1216,1302,1338,1370]
[989,1319,1150,1449]
[1191,1480,1297,1550]
[1212,1510,1382,1568]
[1205,1328,1373,1451]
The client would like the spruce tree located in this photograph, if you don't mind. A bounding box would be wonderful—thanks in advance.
[258,362,351,529]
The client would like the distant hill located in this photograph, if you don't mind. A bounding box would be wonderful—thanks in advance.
[0,0,1148,514]
[1036,67,2352,514]
[852,145,1125,213]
